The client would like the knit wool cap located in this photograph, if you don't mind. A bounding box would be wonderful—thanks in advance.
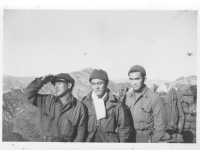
[128,65,146,76]
[51,73,74,86]
[89,69,109,82]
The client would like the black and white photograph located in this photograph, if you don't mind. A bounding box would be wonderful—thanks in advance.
[1,0,199,150]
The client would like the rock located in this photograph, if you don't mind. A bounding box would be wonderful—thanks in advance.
[185,114,196,122]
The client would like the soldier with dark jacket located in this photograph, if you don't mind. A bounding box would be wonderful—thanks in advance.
[124,65,169,143]
[24,73,87,142]
[82,69,132,142]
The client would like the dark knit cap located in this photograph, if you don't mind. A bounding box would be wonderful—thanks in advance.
[89,69,109,82]
[51,73,74,86]
[128,65,146,76]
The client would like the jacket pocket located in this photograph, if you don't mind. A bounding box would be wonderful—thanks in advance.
[60,119,75,137]
[140,105,152,123]
[41,113,54,131]
[101,110,115,132]
[106,133,119,142]
[88,110,95,132]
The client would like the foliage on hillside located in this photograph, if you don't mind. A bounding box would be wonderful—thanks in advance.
[3,89,26,121]
[3,88,41,141]
[13,105,41,141]
[3,120,28,141]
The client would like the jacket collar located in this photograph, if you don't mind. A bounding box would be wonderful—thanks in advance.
[85,88,117,110]
[86,88,116,101]
[127,85,149,106]
[58,95,77,113]
[129,85,148,99]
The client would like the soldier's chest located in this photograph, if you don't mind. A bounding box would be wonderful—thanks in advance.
[53,103,78,125]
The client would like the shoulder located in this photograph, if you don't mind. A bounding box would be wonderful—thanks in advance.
[44,94,57,104]
[73,96,83,106]
[145,88,163,108]
[73,97,87,111]
[81,92,91,103]
[111,95,126,110]
[125,91,132,99]
[146,88,161,100]
[124,91,133,106]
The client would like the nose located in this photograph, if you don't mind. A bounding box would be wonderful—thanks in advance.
[95,84,99,89]
[55,84,58,89]
[131,81,137,86]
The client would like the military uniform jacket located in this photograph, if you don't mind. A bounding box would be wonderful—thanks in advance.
[82,89,132,142]
[24,78,87,142]
[124,85,167,142]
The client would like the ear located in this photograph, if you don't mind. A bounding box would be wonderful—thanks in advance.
[68,83,72,89]
[144,76,147,83]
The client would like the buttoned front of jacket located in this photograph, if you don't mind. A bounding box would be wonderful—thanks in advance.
[125,86,167,142]
[24,78,87,142]
[82,89,132,142]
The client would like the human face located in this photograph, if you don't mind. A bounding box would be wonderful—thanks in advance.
[91,79,107,98]
[54,81,69,97]
[129,72,145,92]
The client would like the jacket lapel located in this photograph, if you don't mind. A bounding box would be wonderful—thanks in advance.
[105,90,117,111]
[85,92,96,114]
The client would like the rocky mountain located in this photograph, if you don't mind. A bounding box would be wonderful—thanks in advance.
[3,76,35,92]
[3,89,39,141]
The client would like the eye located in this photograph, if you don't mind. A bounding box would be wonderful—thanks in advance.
[91,83,95,86]
[97,82,103,85]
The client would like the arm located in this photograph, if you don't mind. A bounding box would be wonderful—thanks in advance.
[24,77,45,107]
[116,103,133,142]
[151,96,167,142]
[24,75,54,107]
[74,104,87,142]
[176,92,185,132]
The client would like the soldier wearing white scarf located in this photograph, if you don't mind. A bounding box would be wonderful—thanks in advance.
[82,69,132,142]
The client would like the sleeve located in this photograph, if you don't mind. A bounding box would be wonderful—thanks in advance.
[116,103,133,142]
[24,77,50,108]
[177,92,185,132]
[74,104,87,142]
[151,96,167,142]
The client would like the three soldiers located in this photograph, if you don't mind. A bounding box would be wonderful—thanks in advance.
[24,66,169,143]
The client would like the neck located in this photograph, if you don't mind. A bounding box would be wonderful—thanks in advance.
[134,84,146,93]
[98,88,107,98]
[59,92,72,104]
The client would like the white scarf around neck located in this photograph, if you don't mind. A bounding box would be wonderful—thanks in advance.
[92,91,107,120]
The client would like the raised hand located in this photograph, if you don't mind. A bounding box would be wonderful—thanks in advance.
[42,74,55,84]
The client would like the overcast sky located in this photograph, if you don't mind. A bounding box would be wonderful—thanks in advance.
[3,10,197,81]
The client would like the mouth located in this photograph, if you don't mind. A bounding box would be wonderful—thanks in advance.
[133,85,139,88]
[95,90,101,93]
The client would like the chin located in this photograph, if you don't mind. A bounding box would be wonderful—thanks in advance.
[133,88,140,91]
[96,93,101,97]
[56,93,61,96]
[95,93,102,97]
